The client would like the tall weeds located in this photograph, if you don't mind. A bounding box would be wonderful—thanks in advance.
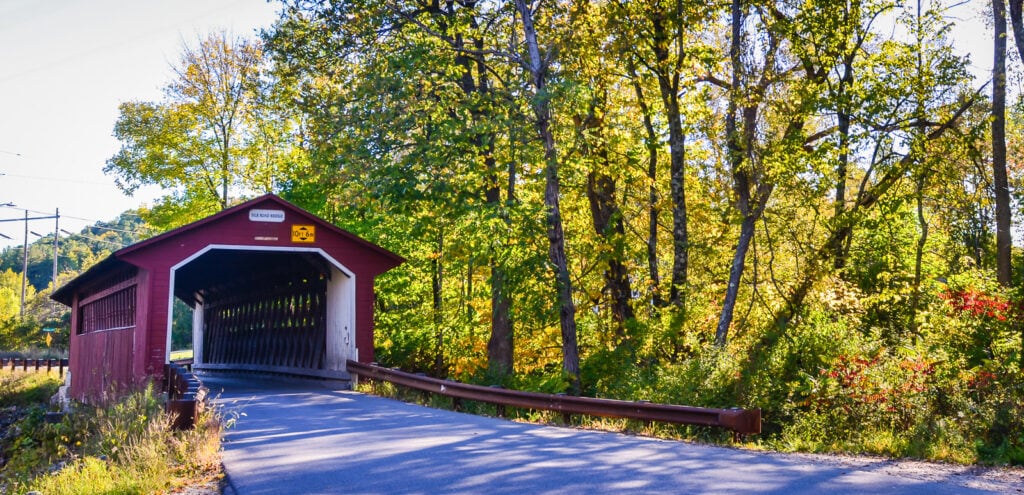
[1,376,222,495]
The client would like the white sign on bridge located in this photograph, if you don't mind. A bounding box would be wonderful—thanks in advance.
[248,209,286,223]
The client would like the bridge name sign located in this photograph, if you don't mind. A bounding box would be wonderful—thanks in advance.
[249,209,286,223]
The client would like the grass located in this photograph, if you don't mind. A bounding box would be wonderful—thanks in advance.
[0,372,223,495]
[169,349,194,361]
[0,372,62,408]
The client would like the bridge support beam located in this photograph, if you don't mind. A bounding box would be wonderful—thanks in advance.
[192,301,204,366]
[325,266,356,371]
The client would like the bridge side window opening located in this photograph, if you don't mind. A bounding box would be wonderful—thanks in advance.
[77,269,138,335]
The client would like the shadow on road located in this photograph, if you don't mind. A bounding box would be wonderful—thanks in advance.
[203,374,1001,495]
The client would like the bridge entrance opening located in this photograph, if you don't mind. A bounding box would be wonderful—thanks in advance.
[172,247,356,380]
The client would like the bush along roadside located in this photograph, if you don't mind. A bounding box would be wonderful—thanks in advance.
[0,373,223,495]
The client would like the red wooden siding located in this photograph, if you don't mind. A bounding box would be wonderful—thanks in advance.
[71,328,135,401]
[68,267,140,400]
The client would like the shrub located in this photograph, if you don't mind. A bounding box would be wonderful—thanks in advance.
[0,381,223,494]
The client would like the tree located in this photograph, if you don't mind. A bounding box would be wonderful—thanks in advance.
[106,32,273,227]
[994,0,1012,286]
[514,0,581,392]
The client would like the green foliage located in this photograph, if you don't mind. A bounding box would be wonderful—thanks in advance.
[1,382,223,494]
[106,31,314,230]
[0,372,61,409]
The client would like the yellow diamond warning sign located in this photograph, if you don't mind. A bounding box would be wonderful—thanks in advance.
[291,224,316,243]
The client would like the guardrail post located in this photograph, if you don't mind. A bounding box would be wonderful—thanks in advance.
[555,393,573,424]
[489,385,506,417]
[164,362,205,430]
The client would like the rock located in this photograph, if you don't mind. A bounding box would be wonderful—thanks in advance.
[48,460,67,473]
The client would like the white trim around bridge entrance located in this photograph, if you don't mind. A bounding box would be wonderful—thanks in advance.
[164,244,357,377]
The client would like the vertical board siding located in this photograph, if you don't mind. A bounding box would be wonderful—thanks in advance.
[203,277,328,371]
[70,268,139,400]
[70,328,134,400]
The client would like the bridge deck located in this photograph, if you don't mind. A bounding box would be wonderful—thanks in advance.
[205,375,1000,495]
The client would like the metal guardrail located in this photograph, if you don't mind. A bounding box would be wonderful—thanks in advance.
[346,360,761,436]
[165,361,205,430]
[1,358,68,377]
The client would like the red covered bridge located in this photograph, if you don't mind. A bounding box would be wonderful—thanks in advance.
[52,195,403,401]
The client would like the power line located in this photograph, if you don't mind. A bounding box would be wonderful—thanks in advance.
[0,171,116,187]
[81,224,156,237]
[0,204,158,238]
[60,229,127,249]
[60,213,158,233]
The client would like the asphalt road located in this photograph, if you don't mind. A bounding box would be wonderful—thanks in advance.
[205,374,1002,495]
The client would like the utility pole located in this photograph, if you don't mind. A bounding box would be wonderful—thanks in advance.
[21,210,27,317]
[53,208,59,287]
[0,209,60,318]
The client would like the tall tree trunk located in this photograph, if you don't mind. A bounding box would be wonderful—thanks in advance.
[908,0,930,335]
[627,60,664,308]
[1005,0,1024,370]
[433,229,444,376]
[994,0,1012,286]
[715,0,782,346]
[667,110,689,307]
[649,9,689,305]
[578,91,635,336]
[485,131,514,379]
[515,0,580,393]
[833,91,852,269]
[445,8,515,380]
[908,173,928,334]
[587,169,635,334]
[715,0,748,346]
[831,3,860,270]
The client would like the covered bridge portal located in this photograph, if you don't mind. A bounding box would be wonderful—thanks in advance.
[52,195,404,401]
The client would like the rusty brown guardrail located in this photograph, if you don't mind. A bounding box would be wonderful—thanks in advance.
[346,360,760,436]
[1,358,67,377]
[165,362,205,430]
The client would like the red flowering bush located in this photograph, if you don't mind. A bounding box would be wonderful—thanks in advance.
[808,353,935,432]
[940,288,1013,321]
